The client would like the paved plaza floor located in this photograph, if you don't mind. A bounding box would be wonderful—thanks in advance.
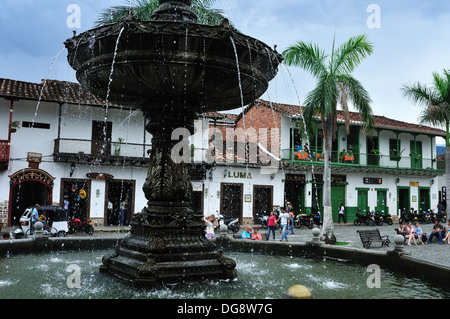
[260,223,450,268]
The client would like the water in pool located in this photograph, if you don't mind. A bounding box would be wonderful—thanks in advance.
[0,250,448,299]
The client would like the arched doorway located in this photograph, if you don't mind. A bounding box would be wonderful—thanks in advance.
[8,168,54,226]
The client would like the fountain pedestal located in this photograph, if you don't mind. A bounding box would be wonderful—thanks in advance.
[101,113,237,284]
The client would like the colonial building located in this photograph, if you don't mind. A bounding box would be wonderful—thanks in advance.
[195,100,446,224]
[0,78,151,226]
[0,78,446,227]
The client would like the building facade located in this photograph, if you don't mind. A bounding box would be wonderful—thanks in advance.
[0,79,446,227]
[0,78,151,226]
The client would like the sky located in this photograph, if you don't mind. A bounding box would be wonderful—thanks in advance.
[1,0,450,139]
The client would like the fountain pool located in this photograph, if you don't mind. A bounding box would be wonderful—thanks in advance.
[1,249,448,299]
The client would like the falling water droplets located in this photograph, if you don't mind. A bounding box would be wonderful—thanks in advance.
[32,46,66,125]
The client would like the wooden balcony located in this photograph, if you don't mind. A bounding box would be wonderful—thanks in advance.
[53,138,151,167]
[282,148,445,176]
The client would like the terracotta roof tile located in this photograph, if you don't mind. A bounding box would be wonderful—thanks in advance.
[0,78,446,137]
[252,99,446,137]
[0,78,108,106]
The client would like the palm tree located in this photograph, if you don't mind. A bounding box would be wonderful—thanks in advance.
[401,69,450,213]
[96,0,228,26]
[283,35,375,244]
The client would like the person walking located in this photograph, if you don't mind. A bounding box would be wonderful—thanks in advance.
[288,210,295,234]
[266,210,277,241]
[337,203,346,224]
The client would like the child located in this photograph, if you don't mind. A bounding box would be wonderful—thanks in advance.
[204,214,218,239]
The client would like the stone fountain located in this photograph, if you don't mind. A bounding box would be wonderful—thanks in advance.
[64,0,282,285]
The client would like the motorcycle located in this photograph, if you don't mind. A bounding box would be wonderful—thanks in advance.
[435,210,447,223]
[354,209,375,226]
[381,211,393,225]
[311,213,322,226]
[399,208,418,224]
[373,210,384,226]
[68,217,94,235]
[217,215,240,233]
[293,214,313,229]
[429,209,436,223]
[417,209,431,224]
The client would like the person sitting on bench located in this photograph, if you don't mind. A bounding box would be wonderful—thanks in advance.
[241,227,252,240]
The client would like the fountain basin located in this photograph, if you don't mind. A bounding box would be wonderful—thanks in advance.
[1,246,449,299]
[65,17,282,113]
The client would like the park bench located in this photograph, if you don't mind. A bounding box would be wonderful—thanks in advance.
[357,229,390,248]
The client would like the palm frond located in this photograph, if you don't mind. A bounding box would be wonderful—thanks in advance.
[282,41,328,78]
[401,82,439,108]
[95,0,227,27]
[338,74,374,134]
[332,34,374,75]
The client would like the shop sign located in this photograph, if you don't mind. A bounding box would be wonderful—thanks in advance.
[226,171,252,179]
[363,177,382,184]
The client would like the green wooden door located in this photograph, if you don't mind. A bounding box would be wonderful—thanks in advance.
[419,187,430,213]
[410,141,422,169]
[376,190,388,214]
[357,189,369,213]
[331,185,346,221]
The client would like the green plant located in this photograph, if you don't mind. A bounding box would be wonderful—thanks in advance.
[114,137,125,156]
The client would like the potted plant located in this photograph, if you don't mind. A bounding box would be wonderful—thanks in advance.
[9,121,20,133]
[114,137,124,156]
[391,148,405,161]
[372,149,383,158]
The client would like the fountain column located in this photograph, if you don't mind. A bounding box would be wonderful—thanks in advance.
[101,108,237,285]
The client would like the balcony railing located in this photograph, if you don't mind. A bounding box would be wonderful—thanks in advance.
[282,148,445,173]
[53,138,152,166]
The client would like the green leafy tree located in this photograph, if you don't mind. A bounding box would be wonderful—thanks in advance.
[96,0,228,26]
[283,35,375,244]
[402,69,450,211]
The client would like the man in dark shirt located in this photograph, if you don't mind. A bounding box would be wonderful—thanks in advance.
[427,220,444,244]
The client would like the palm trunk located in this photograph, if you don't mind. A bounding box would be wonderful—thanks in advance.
[322,116,336,244]
[445,120,450,221]
[446,146,450,216]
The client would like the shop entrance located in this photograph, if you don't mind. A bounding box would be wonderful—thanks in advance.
[9,169,54,226]
[253,185,273,224]
[419,187,430,213]
[331,185,346,221]
[106,180,135,226]
[397,187,410,216]
[284,175,305,215]
[10,181,49,225]
[220,183,243,223]
[61,179,90,220]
